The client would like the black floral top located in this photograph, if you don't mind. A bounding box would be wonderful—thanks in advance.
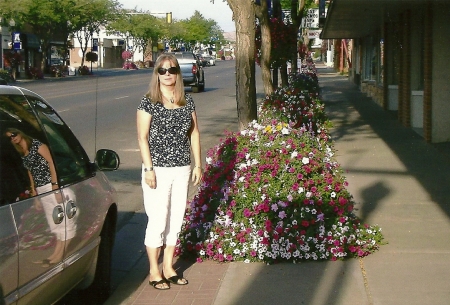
[137,94,195,167]
[22,139,52,187]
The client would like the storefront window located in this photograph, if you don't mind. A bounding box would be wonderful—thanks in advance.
[363,35,384,84]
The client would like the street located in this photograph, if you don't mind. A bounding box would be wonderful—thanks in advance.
[17,59,243,303]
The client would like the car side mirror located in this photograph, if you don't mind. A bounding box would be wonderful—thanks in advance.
[95,149,120,171]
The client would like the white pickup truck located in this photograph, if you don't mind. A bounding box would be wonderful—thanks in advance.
[169,52,205,93]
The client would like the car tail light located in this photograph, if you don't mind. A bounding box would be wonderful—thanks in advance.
[192,64,197,74]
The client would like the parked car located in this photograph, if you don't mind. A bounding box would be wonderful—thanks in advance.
[203,55,216,66]
[0,85,120,305]
[195,54,208,67]
[169,52,205,93]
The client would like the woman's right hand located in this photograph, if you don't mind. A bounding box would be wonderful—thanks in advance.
[145,171,157,189]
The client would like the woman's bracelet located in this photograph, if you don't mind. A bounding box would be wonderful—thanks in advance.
[194,165,203,170]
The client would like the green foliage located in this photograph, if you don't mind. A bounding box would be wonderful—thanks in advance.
[0,0,122,68]
[175,10,224,49]
[107,10,163,57]
[0,70,14,83]
[280,0,316,12]
[86,51,99,62]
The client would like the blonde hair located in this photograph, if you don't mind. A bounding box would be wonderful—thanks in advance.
[5,128,32,156]
[145,53,186,106]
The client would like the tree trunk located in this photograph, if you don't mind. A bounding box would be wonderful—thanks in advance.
[255,1,273,97]
[227,0,257,130]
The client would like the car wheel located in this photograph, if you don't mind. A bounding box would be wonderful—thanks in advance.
[81,215,115,304]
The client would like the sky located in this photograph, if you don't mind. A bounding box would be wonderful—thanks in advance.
[119,0,236,33]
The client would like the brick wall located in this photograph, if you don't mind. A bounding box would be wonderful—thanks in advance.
[399,10,411,127]
[423,2,433,142]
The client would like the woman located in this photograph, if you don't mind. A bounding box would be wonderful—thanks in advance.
[137,53,202,290]
[5,128,58,197]
[5,128,66,266]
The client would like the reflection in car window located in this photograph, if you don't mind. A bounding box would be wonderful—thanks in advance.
[28,97,92,186]
[0,94,92,205]
[0,95,42,205]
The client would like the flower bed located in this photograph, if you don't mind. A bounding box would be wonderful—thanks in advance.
[123,62,138,70]
[78,65,90,75]
[27,67,44,79]
[176,61,385,263]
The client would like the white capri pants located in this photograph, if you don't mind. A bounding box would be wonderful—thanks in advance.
[36,183,69,240]
[142,165,191,248]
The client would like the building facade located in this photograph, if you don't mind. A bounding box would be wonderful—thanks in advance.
[322,0,450,143]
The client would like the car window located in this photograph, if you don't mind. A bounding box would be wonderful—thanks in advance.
[0,94,93,206]
[0,94,43,205]
[27,96,92,186]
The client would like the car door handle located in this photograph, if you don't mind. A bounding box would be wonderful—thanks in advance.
[52,205,65,224]
[66,200,77,219]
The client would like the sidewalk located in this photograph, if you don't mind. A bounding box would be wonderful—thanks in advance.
[105,64,450,305]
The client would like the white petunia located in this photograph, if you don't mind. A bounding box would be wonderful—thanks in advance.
[302,157,310,164]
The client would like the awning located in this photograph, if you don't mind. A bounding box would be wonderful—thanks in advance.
[320,0,427,39]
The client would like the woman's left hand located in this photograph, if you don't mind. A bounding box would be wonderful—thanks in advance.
[192,167,203,186]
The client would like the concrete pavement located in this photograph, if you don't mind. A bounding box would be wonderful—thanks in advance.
[105,64,450,305]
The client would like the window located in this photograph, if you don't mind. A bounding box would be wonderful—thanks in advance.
[0,94,43,204]
[29,97,93,186]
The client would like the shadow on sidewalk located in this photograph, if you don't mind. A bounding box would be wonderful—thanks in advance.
[216,65,450,305]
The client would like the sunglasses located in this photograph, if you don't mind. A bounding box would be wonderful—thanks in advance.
[157,67,179,75]
[9,132,17,139]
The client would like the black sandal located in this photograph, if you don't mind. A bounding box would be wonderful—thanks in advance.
[149,279,170,290]
[165,275,188,285]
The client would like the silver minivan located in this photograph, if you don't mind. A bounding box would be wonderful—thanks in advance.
[0,85,119,304]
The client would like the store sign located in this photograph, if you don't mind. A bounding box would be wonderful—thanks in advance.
[92,38,98,51]
[12,32,21,50]
[303,9,319,28]
[308,29,322,39]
